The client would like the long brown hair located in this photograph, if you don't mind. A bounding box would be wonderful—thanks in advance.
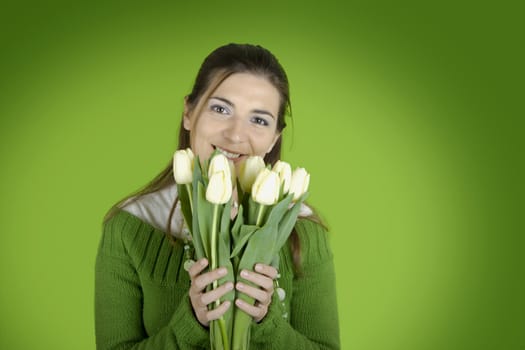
[104,43,320,271]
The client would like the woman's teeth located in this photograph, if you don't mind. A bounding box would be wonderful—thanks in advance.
[216,146,241,158]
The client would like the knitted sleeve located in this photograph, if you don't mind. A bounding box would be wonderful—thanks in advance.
[94,211,209,350]
[250,219,341,349]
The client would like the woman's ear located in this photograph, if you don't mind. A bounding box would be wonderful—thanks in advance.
[183,97,191,131]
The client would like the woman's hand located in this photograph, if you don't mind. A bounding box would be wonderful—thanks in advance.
[188,258,233,327]
[235,263,278,323]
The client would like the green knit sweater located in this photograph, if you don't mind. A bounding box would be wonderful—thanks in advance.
[95,209,340,349]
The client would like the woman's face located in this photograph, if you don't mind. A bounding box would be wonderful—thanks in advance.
[184,72,281,166]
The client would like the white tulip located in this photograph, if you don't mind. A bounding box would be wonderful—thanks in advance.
[272,160,292,194]
[251,169,280,206]
[238,156,266,192]
[208,153,231,179]
[289,167,310,201]
[206,170,232,204]
[173,148,194,184]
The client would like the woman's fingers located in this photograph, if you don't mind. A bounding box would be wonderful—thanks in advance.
[207,300,231,321]
[235,263,278,322]
[236,281,271,305]
[200,281,234,305]
[189,261,278,324]
[188,258,233,326]
[192,267,227,292]
[240,266,276,292]
[235,297,268,323]
[254,263,279,280]
[188,258,208,282]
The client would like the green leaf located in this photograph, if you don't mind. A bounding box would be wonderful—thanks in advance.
[260,193,294,228]
[236,222,279,273]
[231,205,244,242]
[231,225,278,350]
[197,181,212,258]
[218,200,234,293]
[270,254,280,270]
[232,304,251,350]
[176,184,193,231]
[274,192,309,254]
[217,235,235,302]
[236,178,247,204]
[220,200,232,238]
[217,230,234,346]
[247,196,260,225]
[216,200,234,350]
[230,225,259,258]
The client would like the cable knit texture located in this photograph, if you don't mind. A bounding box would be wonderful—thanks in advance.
[95,209,340,349]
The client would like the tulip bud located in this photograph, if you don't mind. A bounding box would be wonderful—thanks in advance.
[206,170,232,204]
[289,167,310,201]
[272,160,292,194]
[173,148,194,184]
[251,169,280,206]
[238,156,265,192]
[208,153,231,179]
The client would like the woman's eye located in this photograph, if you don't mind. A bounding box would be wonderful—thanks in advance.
[251,116,269,126]
[211,105,228,114]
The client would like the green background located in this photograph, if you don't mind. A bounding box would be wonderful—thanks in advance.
[1,1,523,349]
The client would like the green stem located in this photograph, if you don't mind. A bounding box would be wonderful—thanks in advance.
[210,204,230,350]
[255,204,266,227]
[185,184,193,213]
[218,318,230,350]
[211,204,219,297]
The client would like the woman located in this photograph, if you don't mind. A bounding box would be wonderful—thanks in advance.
[95,43,340,349]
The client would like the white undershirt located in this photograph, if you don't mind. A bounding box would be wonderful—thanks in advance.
[121,184,190,239]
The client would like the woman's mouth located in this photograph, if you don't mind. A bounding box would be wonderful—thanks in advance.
[214,146,243,159]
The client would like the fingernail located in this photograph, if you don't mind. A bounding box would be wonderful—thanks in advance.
[218,268,227,276]
[241,270,249,278]
[226,282,234,290]
[255,264,263,272]
[200,259,208,266]
[236,282,244,290]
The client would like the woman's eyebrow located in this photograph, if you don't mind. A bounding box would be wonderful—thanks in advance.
[210,96,234,107]
[210,96,276,120]
[252,109,275,120]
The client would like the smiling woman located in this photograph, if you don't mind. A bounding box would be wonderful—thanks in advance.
[95,43,340,349]
[183,73,281,165]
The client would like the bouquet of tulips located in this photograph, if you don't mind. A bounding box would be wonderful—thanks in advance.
[173,149,310,350]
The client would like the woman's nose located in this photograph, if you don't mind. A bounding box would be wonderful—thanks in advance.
[223,118,246,143]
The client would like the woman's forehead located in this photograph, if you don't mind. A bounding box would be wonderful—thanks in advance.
[209,73,280,112]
